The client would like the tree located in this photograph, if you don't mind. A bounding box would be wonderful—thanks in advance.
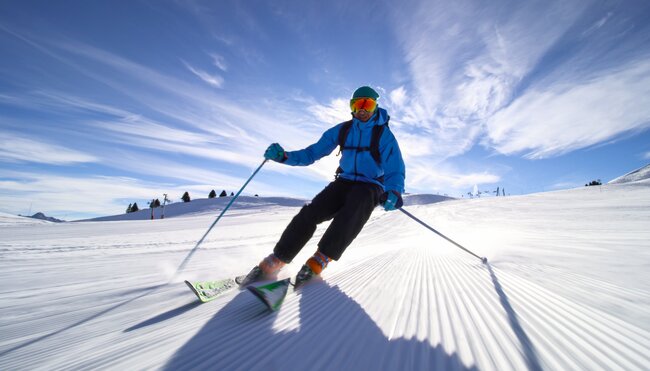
[182,192,191,202]
[209,190,217,198]
[585,179,602,187]
[230,192,234,196]
[219,190,227,197]
[126,203,133,213]
[154,198,161,207]
[131,202,140,212]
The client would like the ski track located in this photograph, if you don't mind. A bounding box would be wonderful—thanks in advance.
[1,185,650,370]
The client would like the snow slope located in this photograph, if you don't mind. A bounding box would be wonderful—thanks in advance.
[609,163,650,184]
[80,194,451,222]
[80,196,309,222]
[0,211,50,226]
[1,185,649,370]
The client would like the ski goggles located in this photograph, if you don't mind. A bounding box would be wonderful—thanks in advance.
[350,97,377,113]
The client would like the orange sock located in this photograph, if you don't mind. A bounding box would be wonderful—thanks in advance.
[259,254,286,274]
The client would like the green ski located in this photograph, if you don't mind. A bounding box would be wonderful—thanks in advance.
[185,278,238,303]
[246,278,291,311]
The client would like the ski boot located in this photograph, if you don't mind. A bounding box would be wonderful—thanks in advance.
[294,251,331,288]
[236,254,286,287]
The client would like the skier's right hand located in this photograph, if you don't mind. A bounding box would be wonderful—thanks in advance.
[264,143,287,162]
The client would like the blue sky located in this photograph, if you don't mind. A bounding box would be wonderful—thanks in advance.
[1,0,649,220]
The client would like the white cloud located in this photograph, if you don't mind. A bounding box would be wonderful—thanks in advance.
[0,172,164,217]
[0,166,297,219]
[309,98,351,124]
[643,152,650,160]
[0,132,97,165]
[382,0,650,195]
[485,60,650,159]
[583,12,613,37]
[405,157,501,194]
[388,86,407,110]
[387,1,594,145]
[183,61,224,88]
[210,53,228,71]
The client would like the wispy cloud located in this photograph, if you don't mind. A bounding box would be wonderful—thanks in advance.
[3,35,318,162]
[388,86,407,111]
[390,0,588,133]
[0,167,299,219]
[0,132,97,165]
[309,98,350,124]
[406,157,500,193]
[0,171,163,217]
[183,61,224,88]
[210,52,228,71]
[582,12,613,37]
[386,0,650,183]
[486,60,650,159]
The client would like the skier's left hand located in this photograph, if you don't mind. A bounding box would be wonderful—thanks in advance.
[264,143,287,162]
[380,190,403,211]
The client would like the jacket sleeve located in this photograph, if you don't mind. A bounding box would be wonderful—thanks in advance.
[283,124,340,166]
[380,130,406,194]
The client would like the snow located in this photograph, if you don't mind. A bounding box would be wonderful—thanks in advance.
[0,211,50,226]
[80,194,449,222]
[609,163,650,184]
[1,185,649,370]
[80,196,309,222]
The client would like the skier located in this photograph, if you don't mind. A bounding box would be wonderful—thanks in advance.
[239,86,406,288]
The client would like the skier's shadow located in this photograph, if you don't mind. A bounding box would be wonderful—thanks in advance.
[165,281,475,370]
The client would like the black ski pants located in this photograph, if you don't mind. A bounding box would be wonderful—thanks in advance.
[273,178,383,262]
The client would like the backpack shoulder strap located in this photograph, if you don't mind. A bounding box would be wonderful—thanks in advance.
[338,120,353,148]
[370,116,389,164]
[336,120,353,156]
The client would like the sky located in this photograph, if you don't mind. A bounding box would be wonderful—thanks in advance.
[1,0,649,220]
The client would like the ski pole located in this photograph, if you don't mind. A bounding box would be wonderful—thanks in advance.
[174,159,269,276]
[399,207,488,264]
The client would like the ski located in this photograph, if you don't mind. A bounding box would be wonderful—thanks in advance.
[186,274,312,310]
[246,278,291,311]
[185,278,239,303]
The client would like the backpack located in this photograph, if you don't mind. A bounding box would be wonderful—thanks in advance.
[335,116,389,179]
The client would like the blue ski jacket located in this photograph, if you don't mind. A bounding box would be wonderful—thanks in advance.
[284,108,405,194]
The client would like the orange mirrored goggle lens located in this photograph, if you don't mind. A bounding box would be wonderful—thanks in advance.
[350,98,377,113]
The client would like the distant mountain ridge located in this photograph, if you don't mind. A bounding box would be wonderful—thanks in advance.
[28,212,65,223]
[609,163,650,184]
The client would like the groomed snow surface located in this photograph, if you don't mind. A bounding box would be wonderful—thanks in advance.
[1,182,649,370]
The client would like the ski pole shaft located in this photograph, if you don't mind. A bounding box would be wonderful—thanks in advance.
[174,159,269,275]
[399,208,487,263]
